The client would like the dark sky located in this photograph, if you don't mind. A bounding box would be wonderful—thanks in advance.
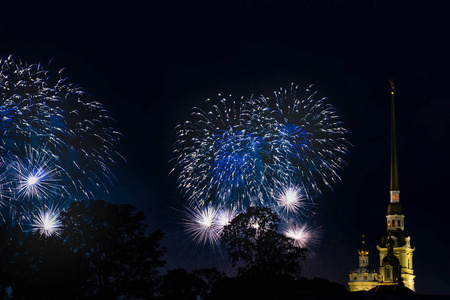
[2,0,450,295]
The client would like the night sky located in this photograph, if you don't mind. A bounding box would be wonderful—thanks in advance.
[2,0,450,295]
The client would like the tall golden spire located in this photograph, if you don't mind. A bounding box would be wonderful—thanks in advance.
[389,78,399,191]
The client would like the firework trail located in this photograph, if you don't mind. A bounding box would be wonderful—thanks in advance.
[0,55,122,225]
[173,85,349,246]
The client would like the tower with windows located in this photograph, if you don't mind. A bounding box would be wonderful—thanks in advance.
[376,79,415,291]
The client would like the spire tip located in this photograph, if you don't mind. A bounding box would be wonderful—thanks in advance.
[389,78,395,94]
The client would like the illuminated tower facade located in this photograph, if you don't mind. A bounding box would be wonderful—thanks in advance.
[376,79,415,291]
[348,235,378,291]
[378,236,402,285]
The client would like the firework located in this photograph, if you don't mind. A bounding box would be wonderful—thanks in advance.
[0,55,122,224]
[260,83,351,198]
[28,200,66,237]
[182,204,222,247]
[181,204,240,247]
[7,147,67,201]
[173,84,349,247]
[0,162,12,203]
[173,85,349,210]
[275,185,306,215]
[173,94,294,211]
[215,207,238,229]
[283,223,320,249]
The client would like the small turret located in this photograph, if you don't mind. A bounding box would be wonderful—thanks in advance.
[358,235,369,267]
[348,235,378,292]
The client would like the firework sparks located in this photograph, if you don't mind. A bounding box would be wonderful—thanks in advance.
[182,204,222,247]
[173,84,349,210]
[173,94,294,211]
[8,147,66,201]
[284,223,320,249]
[265,83,351,197]
[276,185,306,215]
[172,84,349,247]
[29,203,64,237]
[216,208,238,229]
[0,56,123,225]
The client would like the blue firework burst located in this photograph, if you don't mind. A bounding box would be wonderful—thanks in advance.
[173,85,350,247]
[0,56,123,224]
[173,95,294,211]
[255,83,351,198]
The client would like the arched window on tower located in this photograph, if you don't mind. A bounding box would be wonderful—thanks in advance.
[398,220,401,227]
[392,220,395,227]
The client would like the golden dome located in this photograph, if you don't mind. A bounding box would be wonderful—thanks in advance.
[358,245,369,257]
[358,235,369,257]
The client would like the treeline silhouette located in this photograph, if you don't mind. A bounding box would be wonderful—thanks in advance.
[0,200,348,299]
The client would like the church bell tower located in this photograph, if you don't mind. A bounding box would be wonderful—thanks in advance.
[376,79,415,291]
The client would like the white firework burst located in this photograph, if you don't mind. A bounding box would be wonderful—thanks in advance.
[183,204,221,247]
[8,147,67,200]
[284,223,320,249]
[30,203,64,237]
[275,185,306,214]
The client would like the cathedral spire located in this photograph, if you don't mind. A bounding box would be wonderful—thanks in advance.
[376,80,416,293]
[389,78,399,192]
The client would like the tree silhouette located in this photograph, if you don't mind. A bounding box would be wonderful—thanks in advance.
[60,199,166,298]
[220,206,306,280]
[17,233,88,299]
[192,267,224,297]
[0,200,166,299]
[0,225,26,298]
[0,225,89,299]
[159,268,205,299]
[159,268,224,299]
